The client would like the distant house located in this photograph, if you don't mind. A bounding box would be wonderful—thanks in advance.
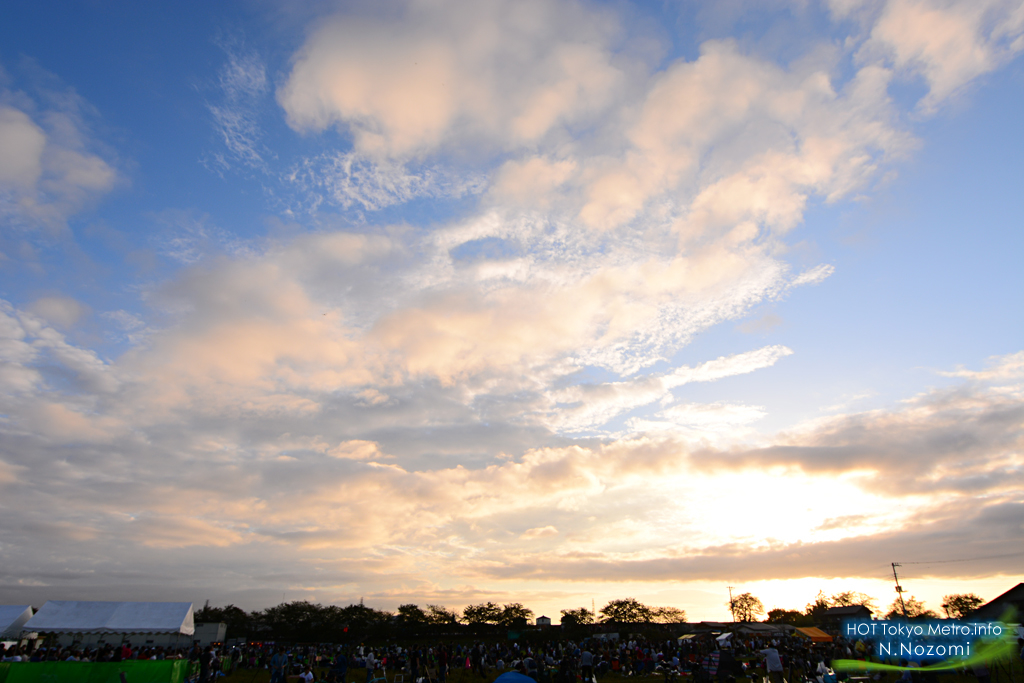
[970,583,1024,621]
[819,605,872,632]
[536,615,551,627]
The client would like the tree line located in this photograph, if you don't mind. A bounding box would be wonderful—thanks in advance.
[193,597,687,642]
[732,590,985,625]
[194,590,984,642]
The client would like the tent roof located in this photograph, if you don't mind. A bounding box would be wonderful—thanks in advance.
[0,605,33,638]
[495,674,539,683]
[794,627,833,643]
[25,601,194,636]
[822,606,872,617]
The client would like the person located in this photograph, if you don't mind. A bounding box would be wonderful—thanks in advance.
[200,645,218,683]
[332,650,349,683]
[365,650,377,683]
[271,648,289,683]
[760,647,784,683]
[437,645,448,683]
[300,665,315,683]
[581,648,594,683]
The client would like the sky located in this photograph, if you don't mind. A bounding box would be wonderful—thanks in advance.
[0,0,1022,623]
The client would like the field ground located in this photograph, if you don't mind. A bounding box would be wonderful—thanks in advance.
[221,660,1024,683]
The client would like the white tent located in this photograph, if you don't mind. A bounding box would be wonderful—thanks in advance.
[25,601,194,636]
[0,605,33,639]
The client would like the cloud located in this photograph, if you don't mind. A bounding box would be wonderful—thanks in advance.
[28,296,89,329]
[3,0,1022,614]
[938,350,1024,381]
[286,152,486,213]
[0,105,46,188]
[470,497,1024,582]
[0,70,118,232]
[278,0,625,158]
[692,352,1024,497]
[521,526,559,540]
[738,313,783,334]
[543,346,791,432]
[207,35,271,172]
[857,0,1024,112]
[0,290,1020,602]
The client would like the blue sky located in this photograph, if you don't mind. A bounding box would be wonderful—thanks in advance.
[1,0,1022,621]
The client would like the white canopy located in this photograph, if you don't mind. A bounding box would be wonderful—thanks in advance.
[0,605,33,638]
[25,601,194,635]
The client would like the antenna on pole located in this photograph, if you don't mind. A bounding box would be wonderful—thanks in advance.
[891,563,908,618]
[728,586,736,622]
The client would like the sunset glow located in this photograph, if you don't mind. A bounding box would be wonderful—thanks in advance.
[1,0,1022,621]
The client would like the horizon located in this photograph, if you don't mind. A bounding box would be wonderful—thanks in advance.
[1,0,1022,622]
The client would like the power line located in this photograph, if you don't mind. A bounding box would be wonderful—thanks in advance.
[896,551,1024,565]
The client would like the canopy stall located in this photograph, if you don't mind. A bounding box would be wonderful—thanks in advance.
[23,602,194,648]
[0,606,33,640]
[738,624,784,635]
[794,627,833,643]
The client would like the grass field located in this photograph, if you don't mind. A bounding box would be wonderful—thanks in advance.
[221,660,1024,683]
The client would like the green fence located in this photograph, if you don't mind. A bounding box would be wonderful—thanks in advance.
[0,660,193,683]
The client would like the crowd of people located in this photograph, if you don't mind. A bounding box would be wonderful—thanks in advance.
[172,631,876,683]
[0,641,194,662]
[3,631,1021,683]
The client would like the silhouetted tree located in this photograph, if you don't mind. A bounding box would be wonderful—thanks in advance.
[426,604,459,625]
[600,598,654,623]
[462,602,503,625]
[193,604,255,639]
[885,596,937,620]
[829,591,878,612]
[499,603,534,627]
[767,609,808,626]
[652,606,687,623]
[941,593,984,619]
[560,608,594,626]
[729,593,764,622]
[803,590,876,620]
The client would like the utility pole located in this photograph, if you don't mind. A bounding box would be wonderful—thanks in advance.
[891,563,908,618]
[728,586,736,622]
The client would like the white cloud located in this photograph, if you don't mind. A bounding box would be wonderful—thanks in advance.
[0,79,117,232]
[207,37,271,171]
[521,526,559,539]
[790,264,835,287]
[28,296,89,329]
[852,0,1024,111]
[0,284,1020,606]
[938,350,1024,381]
[286,152,486,213]
[278,0,626,158]
[3,0,1021,613]
[0,105,46,188]
[543,346,792,432]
